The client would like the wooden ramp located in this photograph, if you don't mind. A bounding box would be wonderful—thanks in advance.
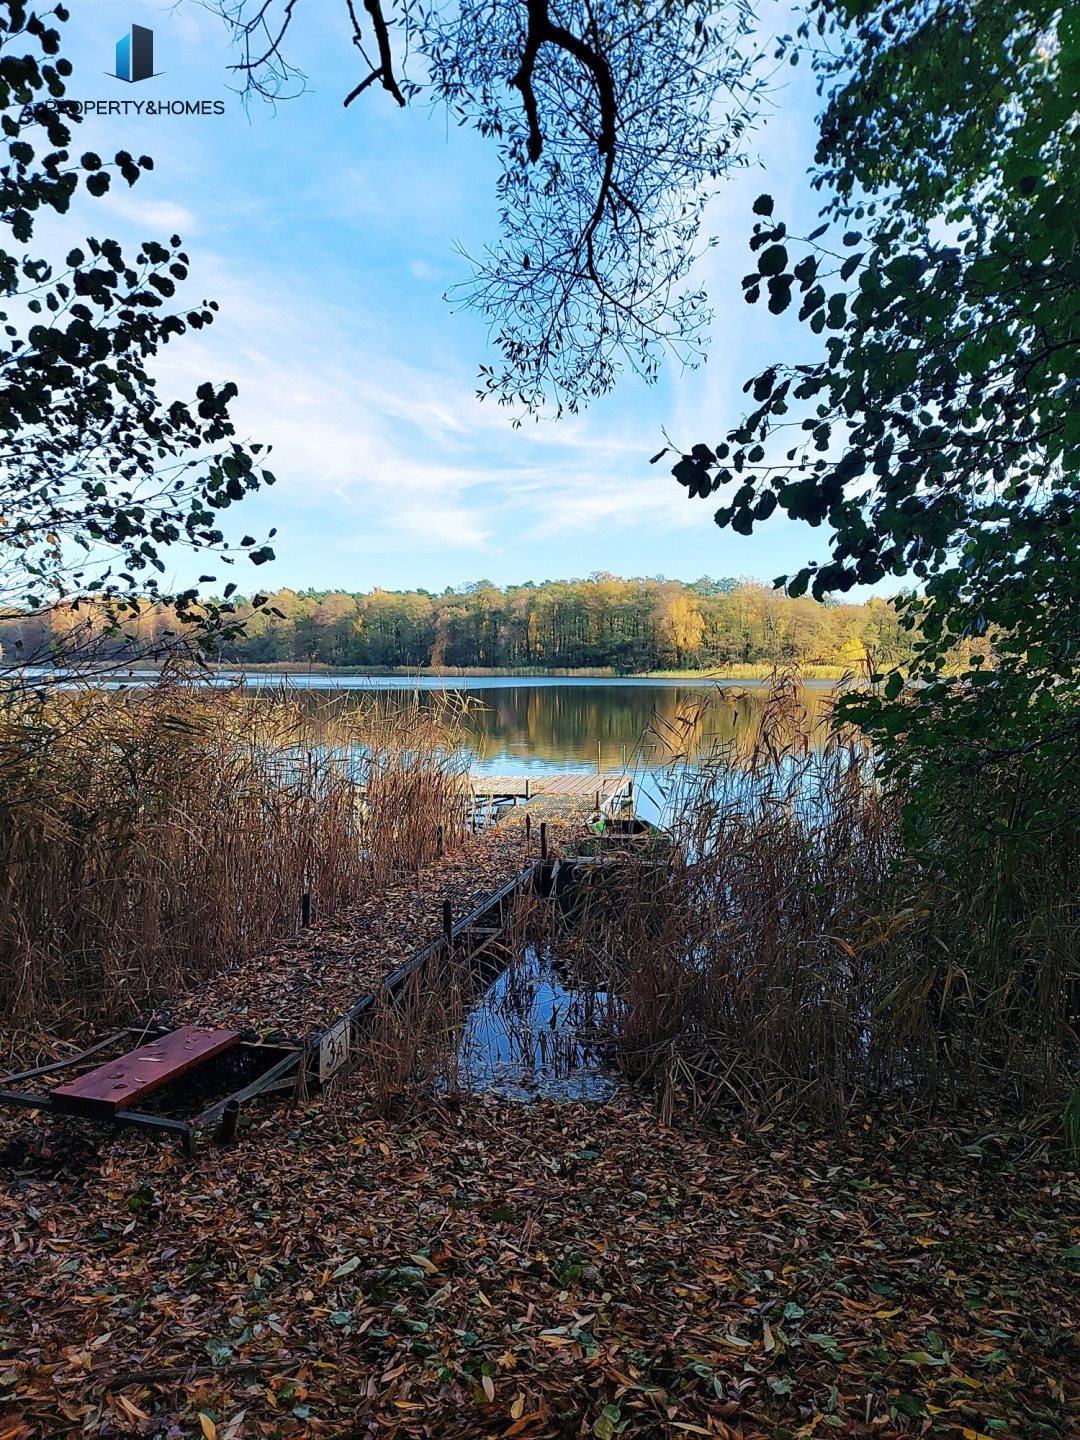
[52,1025,240,1117]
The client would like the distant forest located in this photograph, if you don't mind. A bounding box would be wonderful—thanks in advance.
[2,575,922,674]
[0,575,927,674]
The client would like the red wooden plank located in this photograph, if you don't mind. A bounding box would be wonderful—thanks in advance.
[52,1026,240,1116]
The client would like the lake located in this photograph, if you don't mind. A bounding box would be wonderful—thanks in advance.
[82,670,835,772]
[230,675,838,824]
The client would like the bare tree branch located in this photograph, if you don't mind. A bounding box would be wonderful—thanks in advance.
[209,0,768,414]
[343,0,407,106]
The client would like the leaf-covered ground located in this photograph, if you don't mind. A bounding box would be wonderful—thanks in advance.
[1,1091,1076,1439]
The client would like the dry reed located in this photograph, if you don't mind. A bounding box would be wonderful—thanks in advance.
[0,673,470,1050]
[542,674,1078,1124]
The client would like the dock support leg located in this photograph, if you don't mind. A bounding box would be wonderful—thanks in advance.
[216,1098,241,1144]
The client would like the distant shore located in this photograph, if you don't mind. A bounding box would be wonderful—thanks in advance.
[185,662,851,682]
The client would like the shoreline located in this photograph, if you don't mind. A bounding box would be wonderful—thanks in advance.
[61,661,851,683]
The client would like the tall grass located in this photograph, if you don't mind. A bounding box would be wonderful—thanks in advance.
[549,676,1078,1123]
[0,674,469,1047]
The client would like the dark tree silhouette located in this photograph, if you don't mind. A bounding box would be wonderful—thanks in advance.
[0,0,275,683]
[210,0,768,415]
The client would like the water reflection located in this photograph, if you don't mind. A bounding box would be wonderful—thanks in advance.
[280,680,835,774]
[455,944,620,1102]
[67,672,835,775]
[475,682,833,772]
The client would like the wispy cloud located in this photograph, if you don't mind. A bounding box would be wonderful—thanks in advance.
[146,258,695,561]
[98,193,198,236]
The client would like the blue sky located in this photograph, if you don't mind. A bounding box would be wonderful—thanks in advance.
[53,0,843,597]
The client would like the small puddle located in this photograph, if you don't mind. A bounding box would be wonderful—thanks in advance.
[454,945,621,1102]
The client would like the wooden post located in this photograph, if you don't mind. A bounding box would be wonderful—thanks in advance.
[442,898,453,943]
[540,822,548,861]
[525,777,531,800]
[525,812,532,849]
[597,740,602,775]
[301,892,312,927]
[216,1098,241,1144]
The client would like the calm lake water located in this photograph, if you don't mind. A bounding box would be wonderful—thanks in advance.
[89,670,834,771]
[243,674,837,825]
[248,675,835,773]
[65,670,835,826]
[173,673,835,777]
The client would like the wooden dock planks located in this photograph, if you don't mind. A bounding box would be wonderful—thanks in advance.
[52,1026,241,1116]
[471,772,629,803]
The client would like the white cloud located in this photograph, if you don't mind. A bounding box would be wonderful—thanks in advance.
[142,254,699,566]
[98,192,198,235]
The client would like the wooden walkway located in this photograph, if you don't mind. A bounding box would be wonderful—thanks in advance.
[470,772,631,808]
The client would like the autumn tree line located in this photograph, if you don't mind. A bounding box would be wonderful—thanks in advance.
[0,575,925,674]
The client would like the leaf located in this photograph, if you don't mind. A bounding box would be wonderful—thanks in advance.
[900,1350,946,1367]
[116,1396,149,1421]
[594,1404,622,1439]
[332,1256,361,1278]
[758,244,788,276]
[893,1394,927,1418]
[481,1374,495,1401]
[199,1417,217,1440]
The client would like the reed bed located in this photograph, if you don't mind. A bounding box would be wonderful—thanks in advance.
[0,674,471,1049]
[275,672,1076,1132]
[543,676,1079,1125]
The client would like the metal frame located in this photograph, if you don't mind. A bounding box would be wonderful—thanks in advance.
[0,1035,302,1157]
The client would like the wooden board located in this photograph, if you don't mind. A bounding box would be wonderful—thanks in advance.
[52,1026,240,1116]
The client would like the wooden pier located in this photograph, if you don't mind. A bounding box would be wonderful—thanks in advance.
[0,774,649,1153]
[470,772,631,807]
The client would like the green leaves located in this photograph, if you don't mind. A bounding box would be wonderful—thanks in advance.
[671,0,1080,845]
[593,1403,627,1437]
